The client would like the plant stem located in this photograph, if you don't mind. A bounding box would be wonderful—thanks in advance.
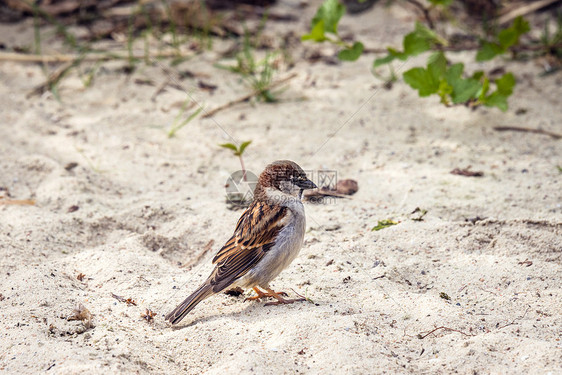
[239,155,247,182]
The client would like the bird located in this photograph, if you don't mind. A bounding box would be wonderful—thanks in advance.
[165,160,317,325]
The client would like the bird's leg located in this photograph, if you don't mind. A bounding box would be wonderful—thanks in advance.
[263,288,306,306]
[244,287,269,301]
[244,287,288,302]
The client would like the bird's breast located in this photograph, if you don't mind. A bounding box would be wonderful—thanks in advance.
[241,203,306,287]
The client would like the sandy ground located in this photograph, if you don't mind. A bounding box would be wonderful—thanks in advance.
[1,1,561,374]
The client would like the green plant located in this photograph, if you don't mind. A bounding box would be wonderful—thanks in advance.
[79,62,102,88]
[167,101,203,138]
[476,16,530,61]
[402,51,516,111]
[219,141,252,181]
[371,219,398,231]
[301,0,364,61]
[217,28,282,102]
[302,0,535,112]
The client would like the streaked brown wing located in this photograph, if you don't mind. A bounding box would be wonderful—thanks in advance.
[208,201,289,292]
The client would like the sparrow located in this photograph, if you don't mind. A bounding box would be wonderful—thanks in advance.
[165,160,317,325]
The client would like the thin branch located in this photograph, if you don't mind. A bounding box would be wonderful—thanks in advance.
[27,60,74,98]
[0,50,192,63]
[494,126,561,140]
[497,306,531,330]
[201,72,297,119]
[417,326,474,339]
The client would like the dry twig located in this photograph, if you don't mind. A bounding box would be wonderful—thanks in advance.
[0,50,192,63]
[493,126,561,140]
[111,293,137,306]
[497,0,562,25]
[418,326,474,339]
[202,73,298,118]
[0,198,35,205]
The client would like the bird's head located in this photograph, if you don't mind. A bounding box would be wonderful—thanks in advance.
[254,160,317,203]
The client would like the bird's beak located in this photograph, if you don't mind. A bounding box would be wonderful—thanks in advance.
[296,178,317,190]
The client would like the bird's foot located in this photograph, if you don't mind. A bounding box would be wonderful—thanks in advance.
[244,287,288,302]
[262,288,306,306]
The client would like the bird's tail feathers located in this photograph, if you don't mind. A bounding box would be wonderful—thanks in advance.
[165,283,214,325]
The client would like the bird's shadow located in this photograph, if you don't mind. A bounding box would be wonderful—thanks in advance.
[166,295,315,330]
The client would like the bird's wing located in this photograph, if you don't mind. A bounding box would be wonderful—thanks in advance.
[208,200,289,292]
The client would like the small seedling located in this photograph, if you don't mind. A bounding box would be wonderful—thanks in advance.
[216,26,283,103]
[167,101,203,138]
[372,219,399,231]
[411,207,428,221]
[219,141,252,181]
[439,292,451,300]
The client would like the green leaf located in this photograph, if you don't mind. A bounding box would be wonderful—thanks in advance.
[372,219,398,231]
[338,41,364,61]
[403,25,434,56]
[219,143,238,152]
[375,22,444,67]
[471,71,485,80]
[450,77,481,104]
[495,72,515,95]
[238,140,252,155]
[310,0,345,35]
[443,63,481,104]
[512,16,531,35]
[483,92,508,111]
[403,67,439,97]
[498,29,518,49]
[301,20,326,42]
[414,22,439,41]
[499,16,530,48]
[427,52,447,80]
[373,54,396,68]
[481,72,515,111]
[481,73,515,112]
[403,32,431,56]
[476,41,503,61]
[477,76,490,99]
[445,63,465,79]
[444,62,464,81]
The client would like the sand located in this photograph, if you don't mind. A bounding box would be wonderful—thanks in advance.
[0,1,561,374]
